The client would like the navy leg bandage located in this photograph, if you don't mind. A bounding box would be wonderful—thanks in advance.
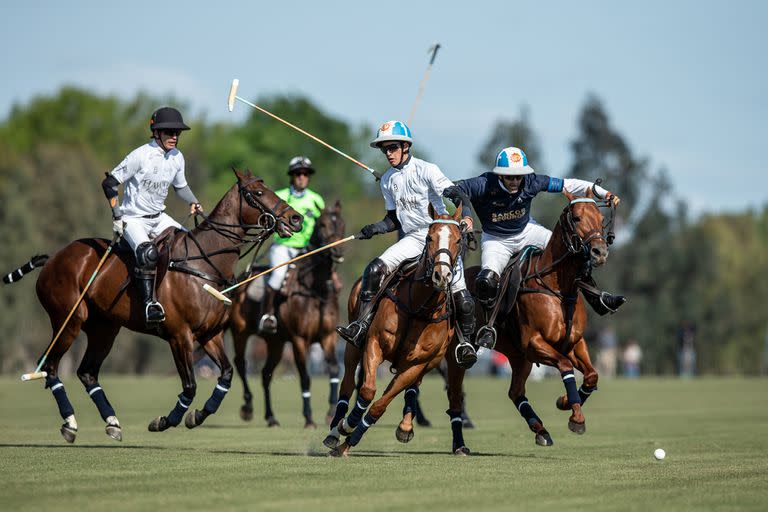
[347,412,378,447]
[329,396,349,429]
[329,377,339,405]
[302,391,312,418]
[579,384,597,405]
[561,370,581,408]
[346,396,371,429]
[46,376,74,420]
[203,379,229,415]
[446,409,466,451]
[402,386,418,417]
[166,393,193,426]
[513,395,542,428]
[85,383,115,421]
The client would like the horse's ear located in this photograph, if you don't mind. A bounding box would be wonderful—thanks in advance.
[585,186,595,199]
[428,203,437,219]
[335,199,341,212]
[563,190,576,202]
[233,167,243,181]
[245,168,253,177]
[452,200,463,221]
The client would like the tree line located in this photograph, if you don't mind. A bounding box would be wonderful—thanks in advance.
[0,87,765,375]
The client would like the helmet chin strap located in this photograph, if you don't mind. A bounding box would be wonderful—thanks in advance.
[394,143,411,168]
[153,131,173,153]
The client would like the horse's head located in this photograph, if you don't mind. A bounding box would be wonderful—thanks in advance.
[425,202,464,291]
[310,200,346,263]
[234,169,303,238]
[561,188,611,267]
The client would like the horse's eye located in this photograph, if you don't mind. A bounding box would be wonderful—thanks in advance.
[256,190,263,196]
[572,216,580,222]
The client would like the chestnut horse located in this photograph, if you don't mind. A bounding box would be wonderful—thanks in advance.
[229,201,346,428]
[445,190,610,453]
[325,204,465,457]
[5,170,301,443]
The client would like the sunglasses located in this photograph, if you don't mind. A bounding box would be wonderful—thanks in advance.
[502,175,524,180]
[292,171,311,177]
[380,143,401,155]
[161,129,181,137]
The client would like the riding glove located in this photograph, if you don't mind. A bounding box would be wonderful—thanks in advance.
[112,218,124,237]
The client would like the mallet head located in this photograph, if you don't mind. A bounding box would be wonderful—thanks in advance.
[227,79,239,112]
[203,283,233,306]
[21,371,47,382]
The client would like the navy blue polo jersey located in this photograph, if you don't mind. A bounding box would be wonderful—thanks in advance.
[457,172,564,237]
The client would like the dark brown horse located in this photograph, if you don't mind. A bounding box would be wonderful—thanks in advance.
[6,170,301,443]
[325,204,465,457]
[445,190,609,453]
[229,201,346,428]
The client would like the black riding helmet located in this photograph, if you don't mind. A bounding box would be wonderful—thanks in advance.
[150,107,191,132]
[287,156,315,175]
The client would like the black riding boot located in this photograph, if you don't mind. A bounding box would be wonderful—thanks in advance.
[453,289,478,369]
[475,269,500,349]
[579,277,626,316]
[336,258,387,348]
[135,270,165,327]
[258,285,278,334]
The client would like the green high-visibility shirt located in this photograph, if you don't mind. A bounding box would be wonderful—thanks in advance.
[273,187,325,248]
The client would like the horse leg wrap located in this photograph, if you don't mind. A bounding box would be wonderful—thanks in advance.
[85,383,116,421]
[560,371,581,407]
[329,397,349,429]
[347,412,378,447]
[203,379,229,415]
[46,376,75,420]
[167,393,193,426]
[329,377,339,405]
[402,386,418,416]
[513,396,542,428]
[302,391,312,418]
[579,384,597,405]
[447,409,466,451]
[346,396,371,429]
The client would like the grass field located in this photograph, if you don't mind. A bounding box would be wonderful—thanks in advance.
[1,375,766,511]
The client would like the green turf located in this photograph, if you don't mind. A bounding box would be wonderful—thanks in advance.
[0,375,766,511]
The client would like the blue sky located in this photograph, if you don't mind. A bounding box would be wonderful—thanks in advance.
[1,1,765,214]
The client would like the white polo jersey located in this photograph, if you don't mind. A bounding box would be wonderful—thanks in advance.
[380,156,453,235]
[110,140,188,217]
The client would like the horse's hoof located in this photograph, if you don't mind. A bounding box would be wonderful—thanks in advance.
[185,409,205,429]
[329,443,349,458]
[148,416,169,432]
[106,424,122,442]
[304,420,317,429]
[416,417,432,427]
[323,433,340,449]
[240,405,254,422]
[462,418,475,429]
[453,446,471,456]
[395,426,414,444]
[535,431,554,446]
[568,419,586,435]
[266,417,280,428]
[60,424,77,444]
[556,396,569,410]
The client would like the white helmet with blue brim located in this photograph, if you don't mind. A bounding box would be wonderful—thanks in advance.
[493,147,534,175]
[370,120,413,148]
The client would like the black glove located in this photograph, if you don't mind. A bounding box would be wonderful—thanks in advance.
[358,224,379,240]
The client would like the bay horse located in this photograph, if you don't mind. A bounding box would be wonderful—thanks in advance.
[5,169,301,443]
[325,204,465,457]
[445,190,610,453]
[229,200,346,428]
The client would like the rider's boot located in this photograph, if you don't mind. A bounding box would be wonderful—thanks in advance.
[579,276,626,316]
[475,269,499,350]
[453,289,478,370]
[336,258,387,349]
[134,242,164,327]
[258,285,279,334]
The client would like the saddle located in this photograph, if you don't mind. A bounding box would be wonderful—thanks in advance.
[115,227,180,287]
[483,245,542,327]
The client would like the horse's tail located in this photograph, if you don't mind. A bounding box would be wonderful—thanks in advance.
[3,254,49,284]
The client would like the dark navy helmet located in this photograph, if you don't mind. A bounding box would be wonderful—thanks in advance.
[150,107,190,133]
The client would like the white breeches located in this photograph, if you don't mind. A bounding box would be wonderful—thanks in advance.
[480,221,552,276]
[123,213,182,255]
[267,243,300,290]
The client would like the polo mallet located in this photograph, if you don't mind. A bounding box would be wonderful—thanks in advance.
[203,234,356,305]
[227,79,381,178]
[408,43,441,126]
[21,232,121,382]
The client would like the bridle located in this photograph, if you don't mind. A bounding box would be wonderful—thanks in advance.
[422,218,463,285]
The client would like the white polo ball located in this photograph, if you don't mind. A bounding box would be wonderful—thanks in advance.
[654,448,666,460]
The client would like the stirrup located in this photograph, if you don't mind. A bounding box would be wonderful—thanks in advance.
[145,302,165,325]
[455,341,478,370]
[476,325,497,350]
[336,321,367,348]
[258,314,278,335]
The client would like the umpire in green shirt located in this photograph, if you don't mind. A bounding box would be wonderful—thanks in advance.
[259,156,325,334]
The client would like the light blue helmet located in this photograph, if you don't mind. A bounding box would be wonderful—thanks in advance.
[370,120,413,148]
[493,147,534,175]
